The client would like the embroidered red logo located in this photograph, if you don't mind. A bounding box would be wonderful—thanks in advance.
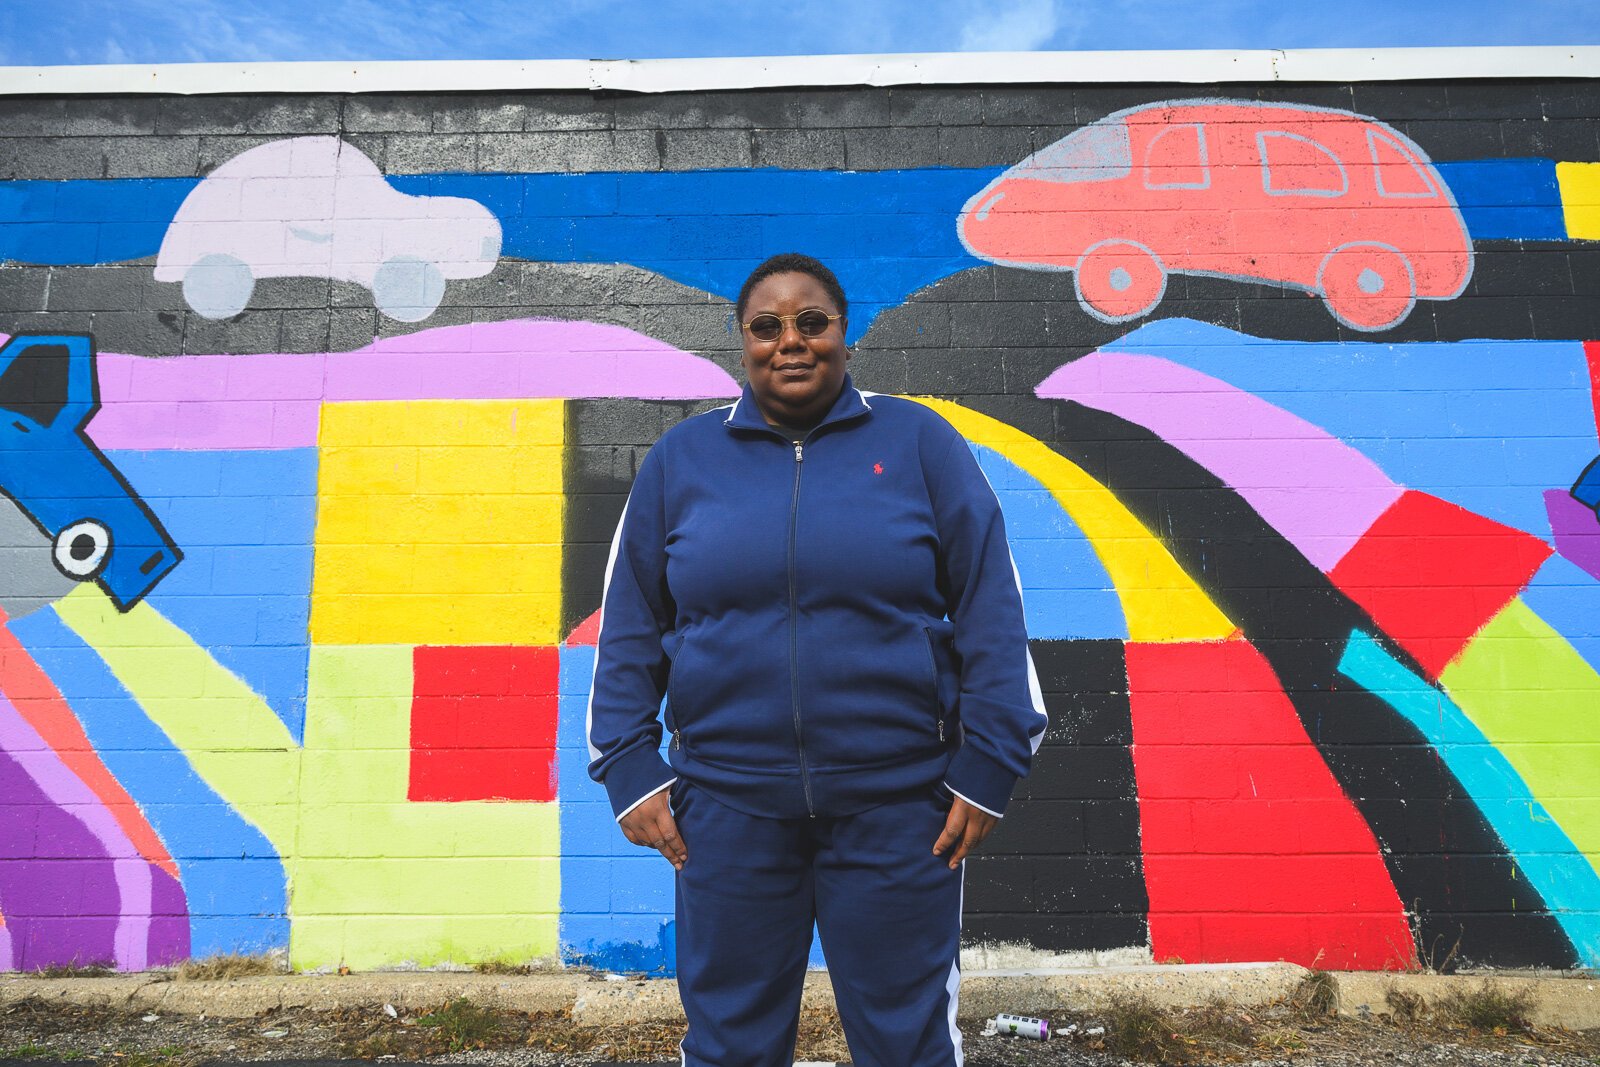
[873,462,884,475]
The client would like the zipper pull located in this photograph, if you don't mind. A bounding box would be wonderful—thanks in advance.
[671,731,681,751]
[938,719,946,743]
[794,442,804,462]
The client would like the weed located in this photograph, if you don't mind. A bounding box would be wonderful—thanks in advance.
[1439,981,1534,1033]
[347,1031,410,1059]
[30,960,114,979]
[1384,984,1430,1024]
[1183,998,1255,1050]
[1254,1028,1309,1054]
[472,959,557,975]
[1288,969,1339,1020]
[1101,995,1189,1063]
[416,997,503,1051]
[172,953,281,981]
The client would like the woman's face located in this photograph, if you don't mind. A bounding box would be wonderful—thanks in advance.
[739,271,849,427]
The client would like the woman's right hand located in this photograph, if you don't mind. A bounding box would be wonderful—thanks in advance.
[618,787,687,870]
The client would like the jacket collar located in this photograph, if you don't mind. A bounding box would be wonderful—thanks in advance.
[723,372,873,435]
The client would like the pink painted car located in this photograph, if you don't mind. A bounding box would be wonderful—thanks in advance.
[958,101,1473,331]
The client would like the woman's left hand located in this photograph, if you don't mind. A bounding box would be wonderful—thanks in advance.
[932,796,998,869]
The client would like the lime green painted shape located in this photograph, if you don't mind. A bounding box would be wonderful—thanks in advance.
[291,646,561,970]
[1441,598,1600,873]
[53,592,564,970]
[53,586,301,852]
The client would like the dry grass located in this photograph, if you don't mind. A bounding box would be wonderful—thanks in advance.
[1438,981,1535,1034]
[1287,969,1339,1021]
[171,953,283,981]
[1384,983,1430,1024]
[29,961,114,979]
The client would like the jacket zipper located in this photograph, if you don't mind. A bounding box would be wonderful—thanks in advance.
[922,627,946,743]
[790,439,815,816]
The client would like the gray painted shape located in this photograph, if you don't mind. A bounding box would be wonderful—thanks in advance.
[0,500,78,622]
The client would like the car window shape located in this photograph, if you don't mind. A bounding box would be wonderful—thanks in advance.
[1144,123,1210,190]
[1368,129,1440,199]
[1259,131,1349,197]
[1012,121,1132,184]
[0,342,72,428]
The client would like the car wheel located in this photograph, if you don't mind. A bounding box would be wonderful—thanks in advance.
[1318,243,1416,331]
[52,520,111,582]
[1074,240,1167,323]
[183,253,256,319]
[372,255,445,322]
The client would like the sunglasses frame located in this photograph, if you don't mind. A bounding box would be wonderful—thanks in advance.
[740,309,844,342]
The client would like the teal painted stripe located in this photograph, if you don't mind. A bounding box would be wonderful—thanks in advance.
[1337,629,1600,967]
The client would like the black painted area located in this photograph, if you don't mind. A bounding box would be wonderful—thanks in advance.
[561,399,724,639]
[964,639,1149,954]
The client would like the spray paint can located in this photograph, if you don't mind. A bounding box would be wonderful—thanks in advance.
[991,1013,1050,1039]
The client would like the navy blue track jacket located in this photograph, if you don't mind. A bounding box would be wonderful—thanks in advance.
[586,375,1047,822]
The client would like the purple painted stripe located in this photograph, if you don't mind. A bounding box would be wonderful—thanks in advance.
[1037,351,1405,572]
[78,320,739,451]
[0,692,154,969]
[1546,490,1600,581]
[0,921,12,970]
[0,747,119,969]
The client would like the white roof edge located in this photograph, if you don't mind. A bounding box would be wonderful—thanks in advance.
[1,46,1598,96]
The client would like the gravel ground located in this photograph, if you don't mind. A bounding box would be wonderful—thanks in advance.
[2,995,1597,1067]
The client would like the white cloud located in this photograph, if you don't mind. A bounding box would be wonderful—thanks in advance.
[958,0,1060,50]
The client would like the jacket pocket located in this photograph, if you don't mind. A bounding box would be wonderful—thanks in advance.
[666,633,692,729]
[922,626,947,743]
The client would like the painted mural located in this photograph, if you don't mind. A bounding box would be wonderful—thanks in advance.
[0,84,1598,975]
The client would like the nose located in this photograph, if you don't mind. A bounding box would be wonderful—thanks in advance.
[776,319,808,351]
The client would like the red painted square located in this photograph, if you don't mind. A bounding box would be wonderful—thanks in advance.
[1328,490,1551,679]
[409,646,559,802]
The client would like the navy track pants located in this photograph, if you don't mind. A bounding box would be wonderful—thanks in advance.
[672,781,965,1067]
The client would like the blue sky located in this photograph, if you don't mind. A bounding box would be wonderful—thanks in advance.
[3,0,1598,64]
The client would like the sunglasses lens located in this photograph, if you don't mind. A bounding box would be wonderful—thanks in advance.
[747,315,782,341]
[796,310,832,336]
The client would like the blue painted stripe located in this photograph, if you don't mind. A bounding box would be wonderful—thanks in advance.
[1436,159,1568,241]
[7,605,290,958]
[970,443,1127,641]
[1337,629,1600,967]
[0,159,1574,342]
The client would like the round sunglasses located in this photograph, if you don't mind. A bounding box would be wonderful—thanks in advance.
[740,309,843,342]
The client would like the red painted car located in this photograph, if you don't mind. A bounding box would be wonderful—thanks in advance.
[958,100,1473,331]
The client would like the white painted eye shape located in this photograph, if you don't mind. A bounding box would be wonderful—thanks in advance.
[53,520,111,580]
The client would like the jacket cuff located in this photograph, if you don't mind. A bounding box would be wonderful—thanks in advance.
[601,745,677,821]
[944,744,1020,817]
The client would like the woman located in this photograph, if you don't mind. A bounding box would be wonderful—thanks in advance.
[587,253,1045,1067]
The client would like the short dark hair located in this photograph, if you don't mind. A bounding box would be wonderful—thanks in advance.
[735,253,848,322]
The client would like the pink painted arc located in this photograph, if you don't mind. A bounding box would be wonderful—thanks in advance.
[61,320,741,451]
[0,613,179,882]
[1037,351,1405,572]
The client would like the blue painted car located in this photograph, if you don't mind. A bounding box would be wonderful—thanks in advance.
[0,334,181,610]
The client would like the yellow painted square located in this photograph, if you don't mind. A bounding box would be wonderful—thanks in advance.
[1557,162,1600,240]
[312,400,564,645]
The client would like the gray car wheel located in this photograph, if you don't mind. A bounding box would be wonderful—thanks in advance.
[183,253,256,319]
[372,255,446,322]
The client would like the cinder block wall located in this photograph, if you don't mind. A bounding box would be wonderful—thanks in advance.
[1,70,1598,973]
